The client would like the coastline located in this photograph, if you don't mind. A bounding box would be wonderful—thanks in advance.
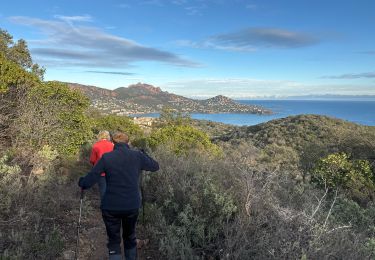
[131,100,375,127]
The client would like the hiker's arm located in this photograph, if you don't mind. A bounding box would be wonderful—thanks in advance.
[89,147,97,165]
[140,152,159,172]
[78,157,106,189]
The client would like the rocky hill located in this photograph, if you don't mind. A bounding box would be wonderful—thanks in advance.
[199,95,267,113]
[66,82,272,115]
[68,83,117,99]
[114,83,197,110]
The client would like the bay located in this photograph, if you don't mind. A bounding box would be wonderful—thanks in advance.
[133,100,375,126]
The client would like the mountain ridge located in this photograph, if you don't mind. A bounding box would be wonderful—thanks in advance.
[66,82,272,115]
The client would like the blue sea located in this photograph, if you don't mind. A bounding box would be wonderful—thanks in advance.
[135,100,375,126]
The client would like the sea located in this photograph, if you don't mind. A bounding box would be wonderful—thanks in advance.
[135,100,375,126]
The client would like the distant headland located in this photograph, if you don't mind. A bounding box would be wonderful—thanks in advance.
[67,82,272,115]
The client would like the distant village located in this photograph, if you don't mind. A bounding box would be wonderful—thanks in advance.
[69,82,272,124]
[90,95,270,117]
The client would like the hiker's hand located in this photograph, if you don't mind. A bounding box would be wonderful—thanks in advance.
[78,177,85,189]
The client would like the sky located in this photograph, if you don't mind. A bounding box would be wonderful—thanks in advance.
[1,0,374,98]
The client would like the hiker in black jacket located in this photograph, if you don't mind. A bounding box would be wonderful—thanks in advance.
[78,132,159,260]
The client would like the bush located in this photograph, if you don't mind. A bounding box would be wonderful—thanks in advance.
[92,114,143,141]
[0,54,39,150]
[331,198,375,233]
[157,106,191,127]
[312,152,375,204]
[148,125,221,156]
[0,152,83,259]
[258,143,300,173]
[143,148,236,259]
[30,145,59,177]
[14,81,93,156]
[0,154,22,217]
[142,147,373,259]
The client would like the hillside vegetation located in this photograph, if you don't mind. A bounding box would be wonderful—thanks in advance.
[219,114,375,150]
[218,114,375,167]
[1,29,375,259]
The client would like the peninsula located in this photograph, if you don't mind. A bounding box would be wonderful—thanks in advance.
[67,82,272,115]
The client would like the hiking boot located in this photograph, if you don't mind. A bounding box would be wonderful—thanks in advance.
[109,251,122,260]
[124,247,137,260]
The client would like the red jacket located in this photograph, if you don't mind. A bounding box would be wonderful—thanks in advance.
[90,139,114,176]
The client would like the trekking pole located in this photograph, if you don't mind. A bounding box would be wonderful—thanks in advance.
[140,172,145,225]
[75,188,84,260]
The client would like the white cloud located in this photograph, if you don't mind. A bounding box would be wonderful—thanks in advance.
[161,78,375,98]
[84,70,136,75]
[53,15,93,23]
[322,71,375,79]
[9,16,199,68]
[213,27,319,49]
[175,27,319,53]
[175,39,257,52]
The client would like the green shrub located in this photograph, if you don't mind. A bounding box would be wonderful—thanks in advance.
[30,145,59,178]
[331,198,375,232]
[0,154,21,175]
[26,228,64,259]
[148,125,221,156]
[141,147,373,259]
[258,143,300,172]
[1,29,38,90]
[364,237,375,258]
[144,149,236,258]
[14,81,92,156]
[0,29,44,79]
[312,152,375,204]
[158,106,191,127]
[92,114,143,141]
[0,154,22,216]
[0,53,39,93]
[0,156,79,259]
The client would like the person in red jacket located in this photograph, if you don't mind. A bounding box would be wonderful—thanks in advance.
[90,130,114,199]
[80,132,159,260]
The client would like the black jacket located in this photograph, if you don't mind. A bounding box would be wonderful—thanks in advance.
[78,143,159,211]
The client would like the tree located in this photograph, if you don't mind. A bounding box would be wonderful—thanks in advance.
[1,31,91,157]
[0,30,44,149]
[0,29,44,79]
[0,53,39,93]
[0,54,39,149]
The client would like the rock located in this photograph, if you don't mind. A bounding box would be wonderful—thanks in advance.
[62,250,75,259]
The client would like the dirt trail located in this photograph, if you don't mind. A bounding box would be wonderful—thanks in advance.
[70,192,159,260]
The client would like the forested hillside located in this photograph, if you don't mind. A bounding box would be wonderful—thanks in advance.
[1,30,375,259]
[218,114,375,169]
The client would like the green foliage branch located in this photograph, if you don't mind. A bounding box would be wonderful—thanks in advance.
[312,152,375,204]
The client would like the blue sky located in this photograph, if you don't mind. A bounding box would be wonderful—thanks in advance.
[1,0,374,98]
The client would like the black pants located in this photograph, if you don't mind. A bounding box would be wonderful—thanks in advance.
[102,209,139,254]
